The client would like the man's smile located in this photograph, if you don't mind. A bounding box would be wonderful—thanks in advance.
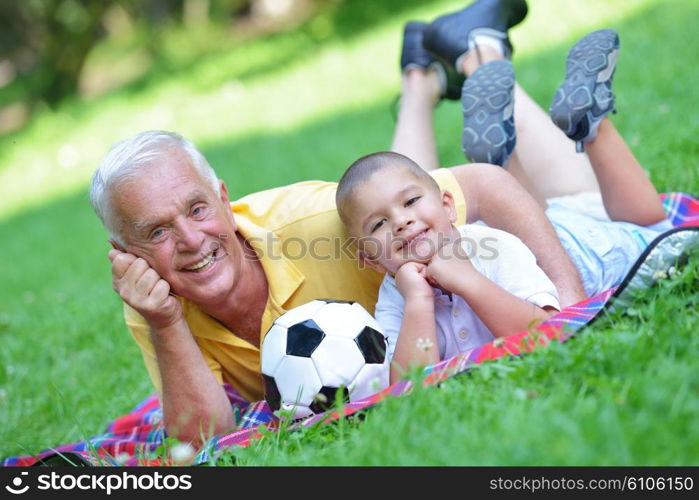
[182,249,218,273]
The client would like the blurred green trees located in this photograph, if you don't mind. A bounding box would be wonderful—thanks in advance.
[0,0,432,135]
[1,0,113,107]
[0,0,309,118]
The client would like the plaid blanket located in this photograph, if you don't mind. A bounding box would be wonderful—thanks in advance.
[4,192,698,467]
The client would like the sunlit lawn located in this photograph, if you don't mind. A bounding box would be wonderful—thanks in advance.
[1,0,697,463]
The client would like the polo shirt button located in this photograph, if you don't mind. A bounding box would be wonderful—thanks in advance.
[453,308,460,317]
[459,329,469,340]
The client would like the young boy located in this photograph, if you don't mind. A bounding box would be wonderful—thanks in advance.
[336,151,561,381]
[336,29,673,382]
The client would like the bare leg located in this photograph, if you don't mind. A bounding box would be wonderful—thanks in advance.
[507,151,547,209]
[390,69,442,171]
[459,48,600,200]
[511,84,600,199]
[585,118,666,226]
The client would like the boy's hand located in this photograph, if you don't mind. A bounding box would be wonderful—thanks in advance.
[109,249,183,330]
[426,240,477,292]
[395,262,433,301]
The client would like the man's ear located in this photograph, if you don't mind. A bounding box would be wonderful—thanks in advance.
[357,249,386,274]
[218,179,229,201]
[218,180,238,232]
[441,190,457,224]
[108,238,126,252]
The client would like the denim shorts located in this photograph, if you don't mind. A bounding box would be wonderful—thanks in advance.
[545,193,673,297]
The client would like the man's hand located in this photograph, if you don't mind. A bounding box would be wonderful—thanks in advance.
[108,249,182,329]
[425,240,477,293]
[395,262,433,301]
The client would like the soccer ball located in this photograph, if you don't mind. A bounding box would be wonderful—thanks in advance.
[261,299,390,419]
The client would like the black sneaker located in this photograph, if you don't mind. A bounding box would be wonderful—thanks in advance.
[460,59,516,168]
[423,0,528,71]
[401,21,464,100]
[549,29,620,152]
[401,21,436,71]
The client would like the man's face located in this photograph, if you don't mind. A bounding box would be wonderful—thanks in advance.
[112,150,243,307]
[347,166,457,275]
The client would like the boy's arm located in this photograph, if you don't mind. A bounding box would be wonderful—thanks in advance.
[449,163,587,307]
[450,272,556,338]
[389,263,439,383]
[426,238,558,338]
[390,296,439,383]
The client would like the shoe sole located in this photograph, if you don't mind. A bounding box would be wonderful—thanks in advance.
[461,59,515,167]
[550,29,619,139]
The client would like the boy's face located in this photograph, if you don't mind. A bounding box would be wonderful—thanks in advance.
[347,166,457,275]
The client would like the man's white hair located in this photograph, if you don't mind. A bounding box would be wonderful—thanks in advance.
[90,130,221,246]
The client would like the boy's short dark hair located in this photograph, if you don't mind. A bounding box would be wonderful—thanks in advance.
[336,151,439,226]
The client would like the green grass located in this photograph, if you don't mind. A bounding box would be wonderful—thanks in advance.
[1,0,698,463]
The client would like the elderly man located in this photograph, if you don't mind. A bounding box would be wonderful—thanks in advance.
[90,0,589,443]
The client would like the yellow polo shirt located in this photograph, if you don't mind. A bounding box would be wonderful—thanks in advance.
[124,170,466,401]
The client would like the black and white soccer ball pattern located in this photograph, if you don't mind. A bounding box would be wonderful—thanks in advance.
[261,299,390,419]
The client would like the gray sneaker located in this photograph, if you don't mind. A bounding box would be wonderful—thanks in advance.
[461,59,516,168]
[550,29,620,152]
